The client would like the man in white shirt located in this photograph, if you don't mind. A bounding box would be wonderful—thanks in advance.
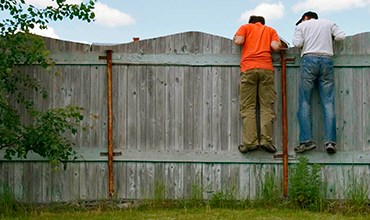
[292,11,345,154]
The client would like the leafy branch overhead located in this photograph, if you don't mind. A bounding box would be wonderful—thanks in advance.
[0,0,95,35]
[0,0,96,163]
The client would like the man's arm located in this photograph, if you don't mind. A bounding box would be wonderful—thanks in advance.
[332,23,345,41]
[271,40,282,51]
[292,26,304,48]
[233,35,245,45]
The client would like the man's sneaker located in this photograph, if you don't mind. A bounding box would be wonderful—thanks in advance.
[238,145,258,153]
[325,142,337,154]
[260,144,277,153]
[294,141,317,153]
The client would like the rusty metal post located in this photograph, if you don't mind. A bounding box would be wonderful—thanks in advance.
[280,49,289,197]
[106,50,114,197]
[99,50,115,198]
[99,50,115,197]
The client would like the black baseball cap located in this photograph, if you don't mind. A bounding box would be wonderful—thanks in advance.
[295,11,318,26]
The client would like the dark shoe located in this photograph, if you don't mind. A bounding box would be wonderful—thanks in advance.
[294,141,317,153]
[238,145,258,153]
[260,144,277,153]
[326,142,337,154]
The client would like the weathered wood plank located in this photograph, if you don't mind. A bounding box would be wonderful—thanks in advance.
[5,147,370,165]
[154,66,166,150]
[154,163,165,198]
[165,66,176,149]
[202,163,222,199]
[97,163,109,199]
[202,67,213,150]
[113,65,128,149]
[336,67,364,151]
[127,162,137,199]
[12,163,25,201]
[174,67,185,150]
[273,67,283,150]
[363,68,370,150]
[211,67,222,150]
[182,163,202,199]
[286,66,300,151]
[193,67,204,150]
[221,164,240,198]
[114,162,127,199]
[51,163,65,201]
[239,164,252,199]
[220,67,231,150]
[145,66,156,150]
[230,67,241,151]
[47,51,370,67]
[82,65,107,150]
[137,66,147,150]
[127,66,138,150]
[184,66,194,150]
[165,163,184,199]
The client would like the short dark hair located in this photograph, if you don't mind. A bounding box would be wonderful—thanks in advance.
[249,16,265,25]
[296,11,318,26]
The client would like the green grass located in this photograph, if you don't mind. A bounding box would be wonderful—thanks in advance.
[2,198,370,220]
[2,207,370,220]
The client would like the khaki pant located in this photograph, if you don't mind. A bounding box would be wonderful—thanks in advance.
[239,69,276,147]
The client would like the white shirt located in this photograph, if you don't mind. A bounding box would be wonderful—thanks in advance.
[292,19,345,57]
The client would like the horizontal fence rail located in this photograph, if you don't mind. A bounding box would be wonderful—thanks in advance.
[45,52,370,67]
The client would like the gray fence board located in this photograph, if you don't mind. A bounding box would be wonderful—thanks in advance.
[173,67,184,150]
[165,66,176,150]
[231,67,242,150]
[202,67,213,151]
[193,67,203,150]
[184,66,194,150]
[155,67,166,150]
[364,69,370,151]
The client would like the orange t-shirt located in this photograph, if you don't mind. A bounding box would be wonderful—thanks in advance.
[235,22,280,72]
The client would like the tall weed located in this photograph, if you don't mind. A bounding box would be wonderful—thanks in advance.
[289,156,327,211]
[0,185,28,217]
[256,171,282,207]
[208,186,237,209]
[345,173,369,209]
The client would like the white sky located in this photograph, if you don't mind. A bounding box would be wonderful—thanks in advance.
[22,0,370,45]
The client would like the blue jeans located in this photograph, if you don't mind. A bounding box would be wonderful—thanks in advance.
[297,55,337,144]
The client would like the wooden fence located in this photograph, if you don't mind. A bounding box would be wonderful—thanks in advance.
[0,31,370,203]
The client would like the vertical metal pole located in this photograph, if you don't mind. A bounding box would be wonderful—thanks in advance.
[106,50,114,197]
[280,49,289,197]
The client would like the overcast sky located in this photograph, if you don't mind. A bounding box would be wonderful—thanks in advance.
[20,0,370,45]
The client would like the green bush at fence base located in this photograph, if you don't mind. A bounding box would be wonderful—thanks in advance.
[1,156,370,217]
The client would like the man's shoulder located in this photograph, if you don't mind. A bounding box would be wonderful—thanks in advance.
[265,25,279,33]
[317,18,334,24]
[298,19,335,29]
[237,23,252,30]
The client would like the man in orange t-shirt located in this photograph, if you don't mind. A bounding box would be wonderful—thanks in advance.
[233,15,281,154]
